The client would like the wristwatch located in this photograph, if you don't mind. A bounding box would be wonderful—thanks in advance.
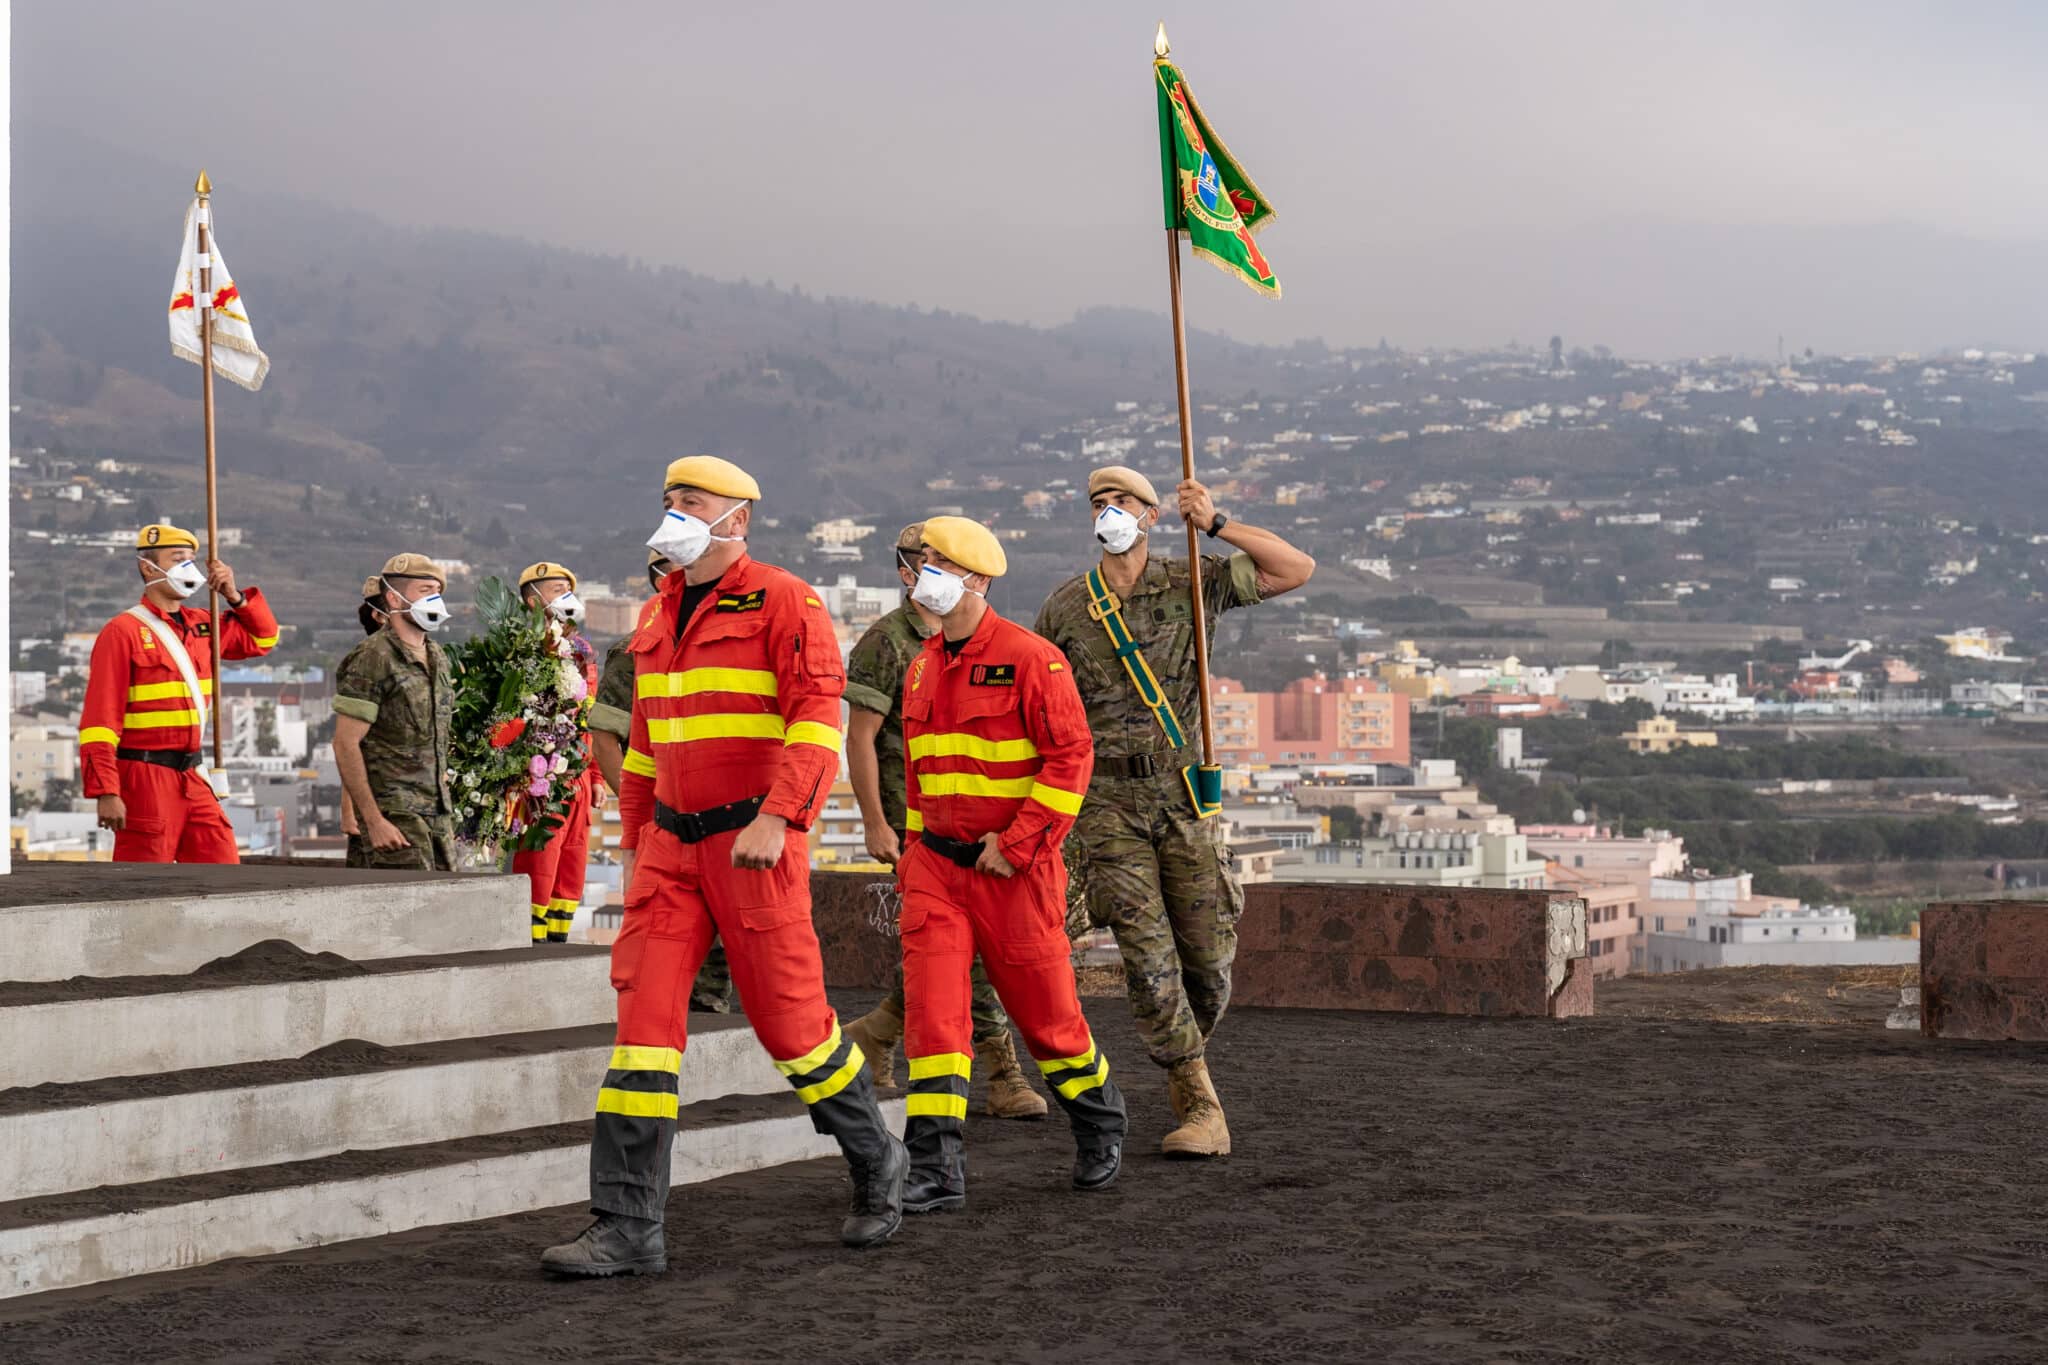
[1205,510,1231,538]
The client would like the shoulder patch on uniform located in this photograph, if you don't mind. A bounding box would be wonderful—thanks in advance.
[191,620,213,638]
[971,663,1017,687]
[716,589,767,613]
[909,654,929,692]
[805,596,821,607]
[1048,660,1065,671]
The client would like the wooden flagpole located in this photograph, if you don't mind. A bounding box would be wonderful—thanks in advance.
[1165,229,1217,771]
[194,170,225,774]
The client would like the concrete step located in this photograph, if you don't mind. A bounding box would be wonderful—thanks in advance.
[0,944,616,1089]
[0,1092,908,1300]
[3,865,532,982]
[0,1017,785,1202]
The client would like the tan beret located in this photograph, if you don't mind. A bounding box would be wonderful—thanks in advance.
[894,522,926,555]
[1088,465,1160,507]
[380,552,446,587]
[663,455,762,501]
[518,561,578,592]
[921,516,1008,578]
[647,547,672,569]
[360,574,383,601]
[136,523,199,551]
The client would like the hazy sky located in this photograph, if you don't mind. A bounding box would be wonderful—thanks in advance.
[16,2,2048,356]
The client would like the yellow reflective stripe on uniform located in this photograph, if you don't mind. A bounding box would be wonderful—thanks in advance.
[595,1087,679,1119]
[1053,1057,1111,1100]
[122,709,201,729]
[794,1049,865,1105]
[127,679,213,702]
[784,721,843,753]
[610,1045,682,1074]
[773,1021,846,1078]
[646,713,786,744]
[907,733,1041,763]
[1026,781,1085,816]
[80,727,120,747]
[622,747,658,778]
[904,808,924,832]
[251,635,280,649]
[1035,1046,1098,1075]
[907,1052,973,1081]
[637,667,779,700]
[905,1093,969,1120]
[917,771,1033,800]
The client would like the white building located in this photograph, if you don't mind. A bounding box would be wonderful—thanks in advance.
[1285,828,1548,890]
[1643,902,1914,973]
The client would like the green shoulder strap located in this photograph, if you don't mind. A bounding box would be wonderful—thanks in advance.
[1083,567,1219,819]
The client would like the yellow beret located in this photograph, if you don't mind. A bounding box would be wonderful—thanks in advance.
[136,523,199,552]
[360,574,383,601]
[921,516,1007,578]
[1088,465,1160,507]
[518,561,578,592]
[894,521,926,555]
[663,455,762,501]
[380,552,446,587]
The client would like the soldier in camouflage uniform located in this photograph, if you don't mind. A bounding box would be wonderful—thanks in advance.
[840,524,1049,1120]
[1035,466,1314,1159]
[340,573,385,864]
[334,554,458,871]
[586,549,733,1010]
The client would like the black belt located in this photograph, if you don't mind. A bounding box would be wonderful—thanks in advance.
[1094,750,1192,781]
[652,796,764,844]
[117,748,204,772]
[920,831,984,869]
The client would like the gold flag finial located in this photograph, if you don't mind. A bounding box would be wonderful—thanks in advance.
[1154,22,1170,58]
[195,169,213,196]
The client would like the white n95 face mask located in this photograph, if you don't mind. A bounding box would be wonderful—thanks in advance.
[911,565,975,616]
[647,502,743,568]
[384,576,450,632]
[548,591,585,626]
[1094,505,1145,555]
[145,557,208,599]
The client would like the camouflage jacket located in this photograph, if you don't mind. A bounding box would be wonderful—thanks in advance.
[589,597,660,741]
[1034,551,1261,761]
[333,629,454,816]
[843,601,937,833]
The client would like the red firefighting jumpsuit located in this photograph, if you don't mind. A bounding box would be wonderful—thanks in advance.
[590,555,890,1221]
[78,590,281,863]
[514,634,600,943]
[897,607,1124,1163]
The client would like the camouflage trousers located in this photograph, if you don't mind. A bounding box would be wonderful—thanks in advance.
[345,810,457,872]
[692,940,736,1013]
[1067,771,1244,1068]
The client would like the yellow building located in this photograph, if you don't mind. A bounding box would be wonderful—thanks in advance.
[1623,715,1719,754]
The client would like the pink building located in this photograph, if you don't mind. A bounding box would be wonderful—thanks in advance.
[1545,863,1640,978]
[1211,673,1411,766]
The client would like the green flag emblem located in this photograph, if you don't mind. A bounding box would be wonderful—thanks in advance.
[1155,58,1279,297]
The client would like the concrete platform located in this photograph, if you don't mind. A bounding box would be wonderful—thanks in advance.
[3,862,531,981]
[0,1018,788,1202]
[0,946,616,1089]
[0,1093,907,1300]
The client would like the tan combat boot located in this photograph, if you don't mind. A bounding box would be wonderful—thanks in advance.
[843,1001,904,1090]
[1161,1057,1231,1158]
[980,1029,1049,1120]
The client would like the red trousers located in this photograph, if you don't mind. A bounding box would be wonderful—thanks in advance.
[898,846,1096,1081]
[112,760,238,864]
[514,772,594,942]
[610,823,836,1066]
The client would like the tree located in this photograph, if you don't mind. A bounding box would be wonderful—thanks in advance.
[256,702,281,758]
[41,776,79,809]
[480,516,510,548]
[11,783,41,814]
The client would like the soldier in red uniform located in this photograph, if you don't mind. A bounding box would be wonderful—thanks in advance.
[80,523,280,863]
[541,456,905,1278]
[895,516,1126,1212]
[513,561,599,944]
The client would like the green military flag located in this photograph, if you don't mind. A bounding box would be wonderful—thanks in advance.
[1154,52,1279,297]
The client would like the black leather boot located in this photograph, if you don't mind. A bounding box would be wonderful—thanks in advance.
[904,1130,968,1214]
[539,1213,667,1277]
[842,1133,909,1247]
[1073,1140,1122,1192]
